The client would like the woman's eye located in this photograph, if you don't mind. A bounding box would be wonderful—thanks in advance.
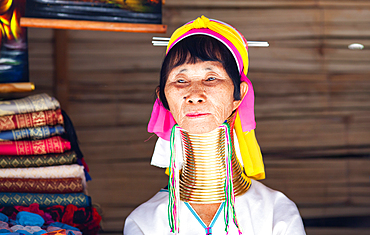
[206,77,216,81]
[177,79,186,83]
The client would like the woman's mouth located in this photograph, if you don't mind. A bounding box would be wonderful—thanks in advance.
[186,113,210,118]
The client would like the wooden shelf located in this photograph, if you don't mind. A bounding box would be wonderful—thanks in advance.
[20,17,167,33]
[0,82,35,93]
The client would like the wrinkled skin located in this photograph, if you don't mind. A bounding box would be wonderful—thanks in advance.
[163,61,247,134]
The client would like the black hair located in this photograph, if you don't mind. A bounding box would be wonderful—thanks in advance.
[158,35,241,110]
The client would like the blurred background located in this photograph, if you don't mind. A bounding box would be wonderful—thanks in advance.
[20,0,370,234]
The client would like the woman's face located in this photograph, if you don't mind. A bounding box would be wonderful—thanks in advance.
[164,61,240,134]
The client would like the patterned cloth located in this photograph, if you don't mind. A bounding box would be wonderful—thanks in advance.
[0,136,71,155]
[0,193,91,207]
[10,225,46,234]
[48,228,81,235]
[45,229,67,235]
[0,178,83,194]
[47,222,82,235]
[0,164,86,190]
[0,163,84,182]
[0,221,10,231]
[0,94,60,117]
[0,109,63,132]
[0,151,77,168]
[0,125,65,141]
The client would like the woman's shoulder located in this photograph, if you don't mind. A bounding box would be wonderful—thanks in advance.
[238,179,306,235]
[247,179,295,204]
[237,179,302,222]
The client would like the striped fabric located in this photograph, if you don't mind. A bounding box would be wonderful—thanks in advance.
[0,151,77,168]
[0,192,91,207]
[0,109,63,132]
[0,178,83,194]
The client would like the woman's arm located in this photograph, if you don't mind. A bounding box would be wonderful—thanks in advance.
[272,192,306,235]
[123,216,144,235]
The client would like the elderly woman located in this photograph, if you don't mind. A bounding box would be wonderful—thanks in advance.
[124,16,305,235]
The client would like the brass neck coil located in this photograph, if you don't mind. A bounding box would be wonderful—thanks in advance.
[179,124,251,203]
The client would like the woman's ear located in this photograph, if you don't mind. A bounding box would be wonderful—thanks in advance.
[232,82,248,111]
[156,87,160,100]
[156,86,171,111]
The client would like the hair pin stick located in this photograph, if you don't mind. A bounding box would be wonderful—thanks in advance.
[152,37,269,47]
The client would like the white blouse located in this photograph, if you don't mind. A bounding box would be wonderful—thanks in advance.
[124,179,306,235]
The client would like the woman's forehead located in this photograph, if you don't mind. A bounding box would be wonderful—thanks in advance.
[169,61,225,75]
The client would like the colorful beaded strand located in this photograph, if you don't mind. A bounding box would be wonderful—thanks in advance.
[168,124,180,234]
[222,123,242,234]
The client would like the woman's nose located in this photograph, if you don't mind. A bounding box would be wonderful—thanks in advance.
[186,96,204,104]
[185,84,206,104]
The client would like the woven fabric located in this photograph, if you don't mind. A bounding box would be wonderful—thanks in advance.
[0,178,83,193]
[47,227,82,235]
[0,109,63,132]
[0,94,60,117]
[0,221,10,231]
[0,151,77,168]
[46,229,67,235]
[11,225,44,233]
[0,125,65,141]
[0,164,85,180]
[0,193,91,207]
[0,164,86,190]
[0,136,71,155]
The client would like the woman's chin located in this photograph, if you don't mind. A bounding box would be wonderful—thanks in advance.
[178,122,222,134]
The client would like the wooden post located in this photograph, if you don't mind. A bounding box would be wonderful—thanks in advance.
[53,29,69,112]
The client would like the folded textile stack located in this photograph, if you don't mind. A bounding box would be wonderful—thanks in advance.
[0,94,101,235]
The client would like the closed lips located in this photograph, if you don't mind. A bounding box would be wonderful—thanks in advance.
[186,113,210,117]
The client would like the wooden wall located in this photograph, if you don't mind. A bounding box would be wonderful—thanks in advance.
[25,0,370,234]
